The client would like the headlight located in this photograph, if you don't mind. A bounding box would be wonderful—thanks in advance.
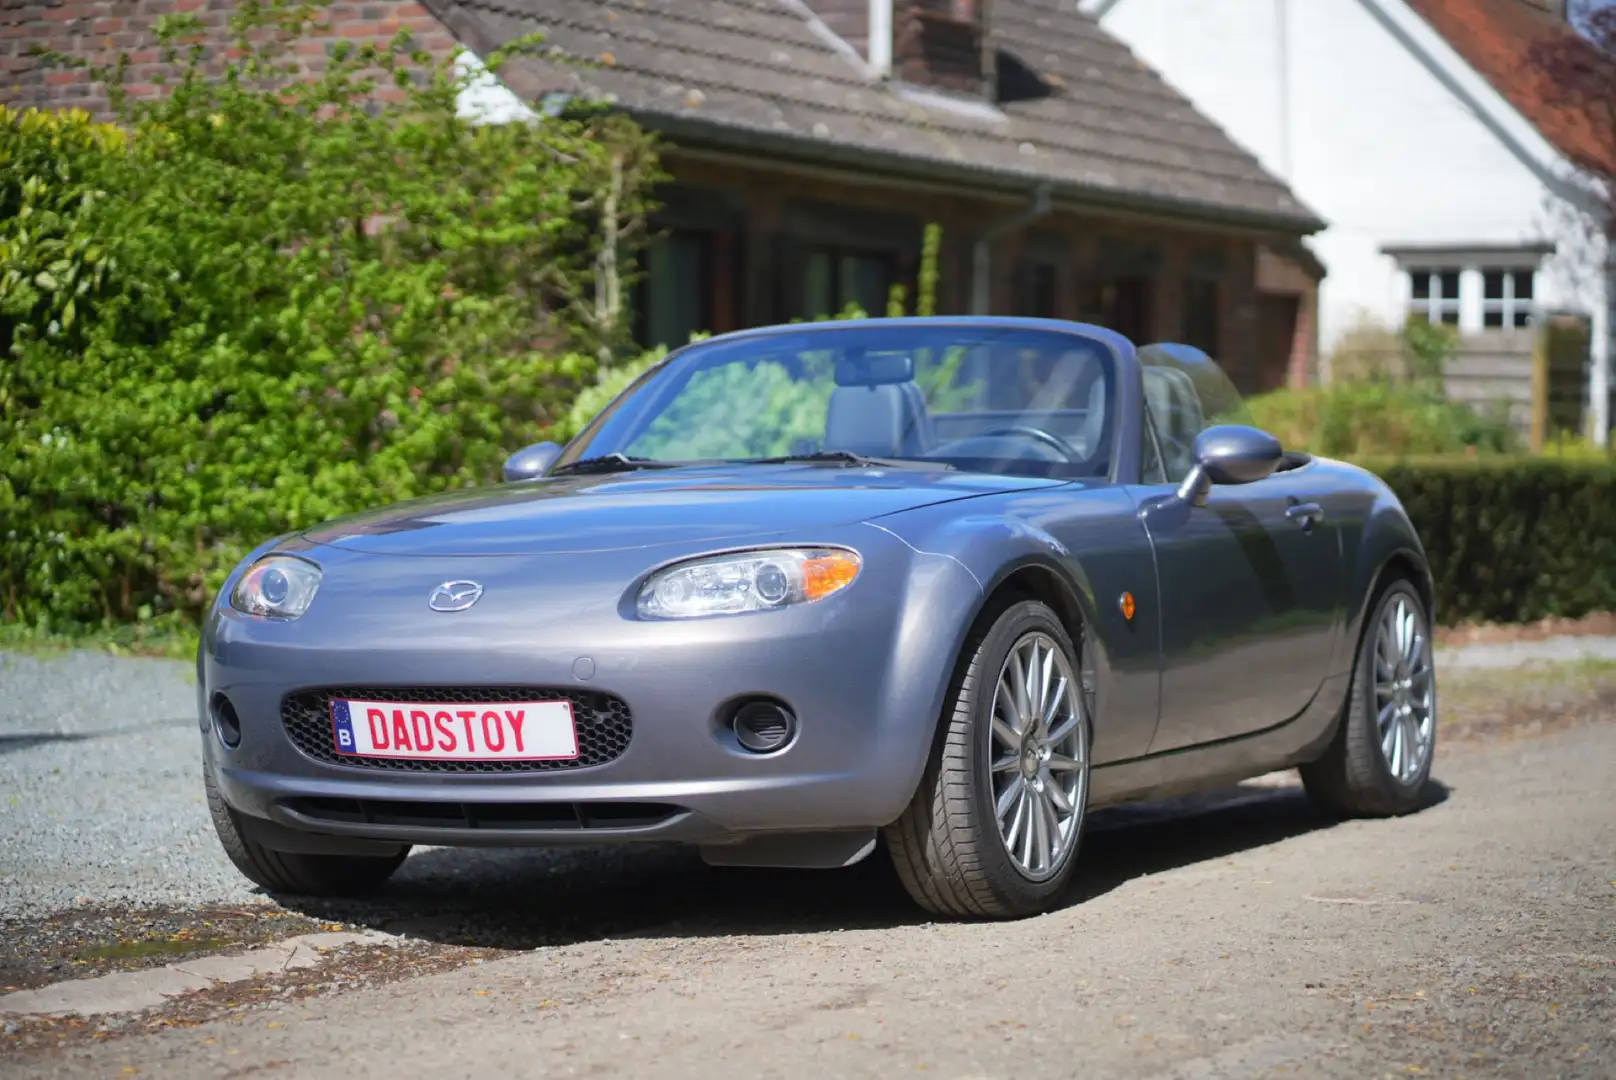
[230,555,323,619]
[636,548,861,619]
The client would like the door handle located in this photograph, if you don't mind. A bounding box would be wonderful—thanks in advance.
[1285,501,1324,526]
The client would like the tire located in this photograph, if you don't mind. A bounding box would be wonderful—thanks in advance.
[1300,576,1437,817]
[205,764,409,897]
[884,598,1092,919]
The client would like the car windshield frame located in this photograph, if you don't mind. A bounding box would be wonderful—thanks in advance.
[554,320,1131,482]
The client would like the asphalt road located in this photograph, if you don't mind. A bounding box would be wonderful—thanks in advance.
[3,648,1614,1078]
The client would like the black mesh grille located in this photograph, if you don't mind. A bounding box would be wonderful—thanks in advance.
[280,686,632,774]
[290,797,678,831]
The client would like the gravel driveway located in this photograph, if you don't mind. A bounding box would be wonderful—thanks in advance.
[0,652,251,916]
[3,644,1613,1078]
[5,636,1608,918]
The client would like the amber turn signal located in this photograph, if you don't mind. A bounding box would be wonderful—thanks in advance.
[803,550,862,602]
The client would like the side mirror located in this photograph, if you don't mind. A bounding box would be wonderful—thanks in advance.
[502,441,562,482]
[1176,424,1283,507]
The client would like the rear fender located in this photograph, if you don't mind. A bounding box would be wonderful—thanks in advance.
[1341,478,1435,670]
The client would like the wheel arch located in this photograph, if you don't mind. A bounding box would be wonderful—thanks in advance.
[1343,482,1437,669]
[1374,548,1435,622]
[936,553,1102,744]
[979,559,1090,644]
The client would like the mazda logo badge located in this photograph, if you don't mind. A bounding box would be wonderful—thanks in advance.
[428,581,484,612]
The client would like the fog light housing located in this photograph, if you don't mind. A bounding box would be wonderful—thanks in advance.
[730,699,797,754]
[211,693,242,748]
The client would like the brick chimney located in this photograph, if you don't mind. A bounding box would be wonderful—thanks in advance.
[805,1,993,96]
[895,0,989,95]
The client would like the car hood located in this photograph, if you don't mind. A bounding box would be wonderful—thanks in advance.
[298,463,1071,557]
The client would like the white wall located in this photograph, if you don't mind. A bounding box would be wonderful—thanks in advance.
[1091,0,1592,346]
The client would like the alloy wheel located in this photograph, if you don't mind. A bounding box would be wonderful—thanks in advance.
[1373,593,1435,784]
[988,631,1088,881]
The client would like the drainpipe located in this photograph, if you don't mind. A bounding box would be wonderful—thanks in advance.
[1593,251,1612,447]
[971,184,1053,314]
[869,0,892,77]
[1275,0,1292,181]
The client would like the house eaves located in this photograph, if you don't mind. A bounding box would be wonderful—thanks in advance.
[422,0,1325,237]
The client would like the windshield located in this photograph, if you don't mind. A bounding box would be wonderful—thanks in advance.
[560,323,1121,479]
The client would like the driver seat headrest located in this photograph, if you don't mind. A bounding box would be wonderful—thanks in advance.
[823,381,931,458]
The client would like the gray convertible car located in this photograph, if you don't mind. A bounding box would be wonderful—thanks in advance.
[200,317,1438,918]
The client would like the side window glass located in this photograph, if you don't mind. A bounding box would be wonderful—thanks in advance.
[1140,366,1199,483]
[1136,342,1249,484]
[1139,400,1167,484]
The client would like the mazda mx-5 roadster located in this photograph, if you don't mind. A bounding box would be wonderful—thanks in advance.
[199,317,1438,918]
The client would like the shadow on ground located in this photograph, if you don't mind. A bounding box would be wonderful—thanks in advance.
[275,777,1451,950]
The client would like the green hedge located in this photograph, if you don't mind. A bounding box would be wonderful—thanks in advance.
[1,8,661,630]
[1365,457,1616,625]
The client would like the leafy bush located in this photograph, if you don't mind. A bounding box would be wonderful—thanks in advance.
[1,4,659,629]
[1365,456,1616,625]
[1246,380,1518,459]
[1325,312,1459,384]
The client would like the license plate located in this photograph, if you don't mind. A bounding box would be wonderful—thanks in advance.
[329,698,579,762]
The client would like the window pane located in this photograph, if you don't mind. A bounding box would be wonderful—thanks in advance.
[1182,279,1219,355]
[1029,263,1057,319]
[1109,278,1150,344]
[840,254,891,318]
[1512,270,1534,301]
[1512,309,1532,329]
[1438,271,1460,300]
[1410,270,1431,300]
[1438,308,1460,326]
[803,251,834,320]
[1483,270,1506,300]
[645,233,707,350]
[1483,308,1504,328]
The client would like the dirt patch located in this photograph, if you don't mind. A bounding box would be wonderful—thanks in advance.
[1,938,498,1058]
[1435,610,1616,646]
[0,905,334,992]
[1438,661,1616,748]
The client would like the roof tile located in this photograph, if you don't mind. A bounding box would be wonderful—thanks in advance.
[441,0,1320,229]
[1405,0,1615,175]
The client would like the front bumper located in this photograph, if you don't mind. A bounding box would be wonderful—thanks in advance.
[200,523,982,851]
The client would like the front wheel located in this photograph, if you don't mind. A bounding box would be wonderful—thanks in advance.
[1301,577,1437,816]
[885,599,1091,918]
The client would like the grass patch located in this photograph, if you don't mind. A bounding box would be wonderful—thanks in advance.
[74,936,236,962]
[0,619,199,661]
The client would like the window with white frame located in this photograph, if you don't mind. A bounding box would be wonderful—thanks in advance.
[1408,267,1461,326]
[1482,268,1535,329]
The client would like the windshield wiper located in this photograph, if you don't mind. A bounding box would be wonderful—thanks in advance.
[549,453,682,476]
[746,450,954,471]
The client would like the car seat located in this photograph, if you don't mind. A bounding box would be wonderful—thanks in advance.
[822,381,933,458]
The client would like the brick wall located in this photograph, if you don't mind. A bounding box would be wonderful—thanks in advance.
[1256,246,1323,388]
[1,1,458,119]
[894,0,984,95]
